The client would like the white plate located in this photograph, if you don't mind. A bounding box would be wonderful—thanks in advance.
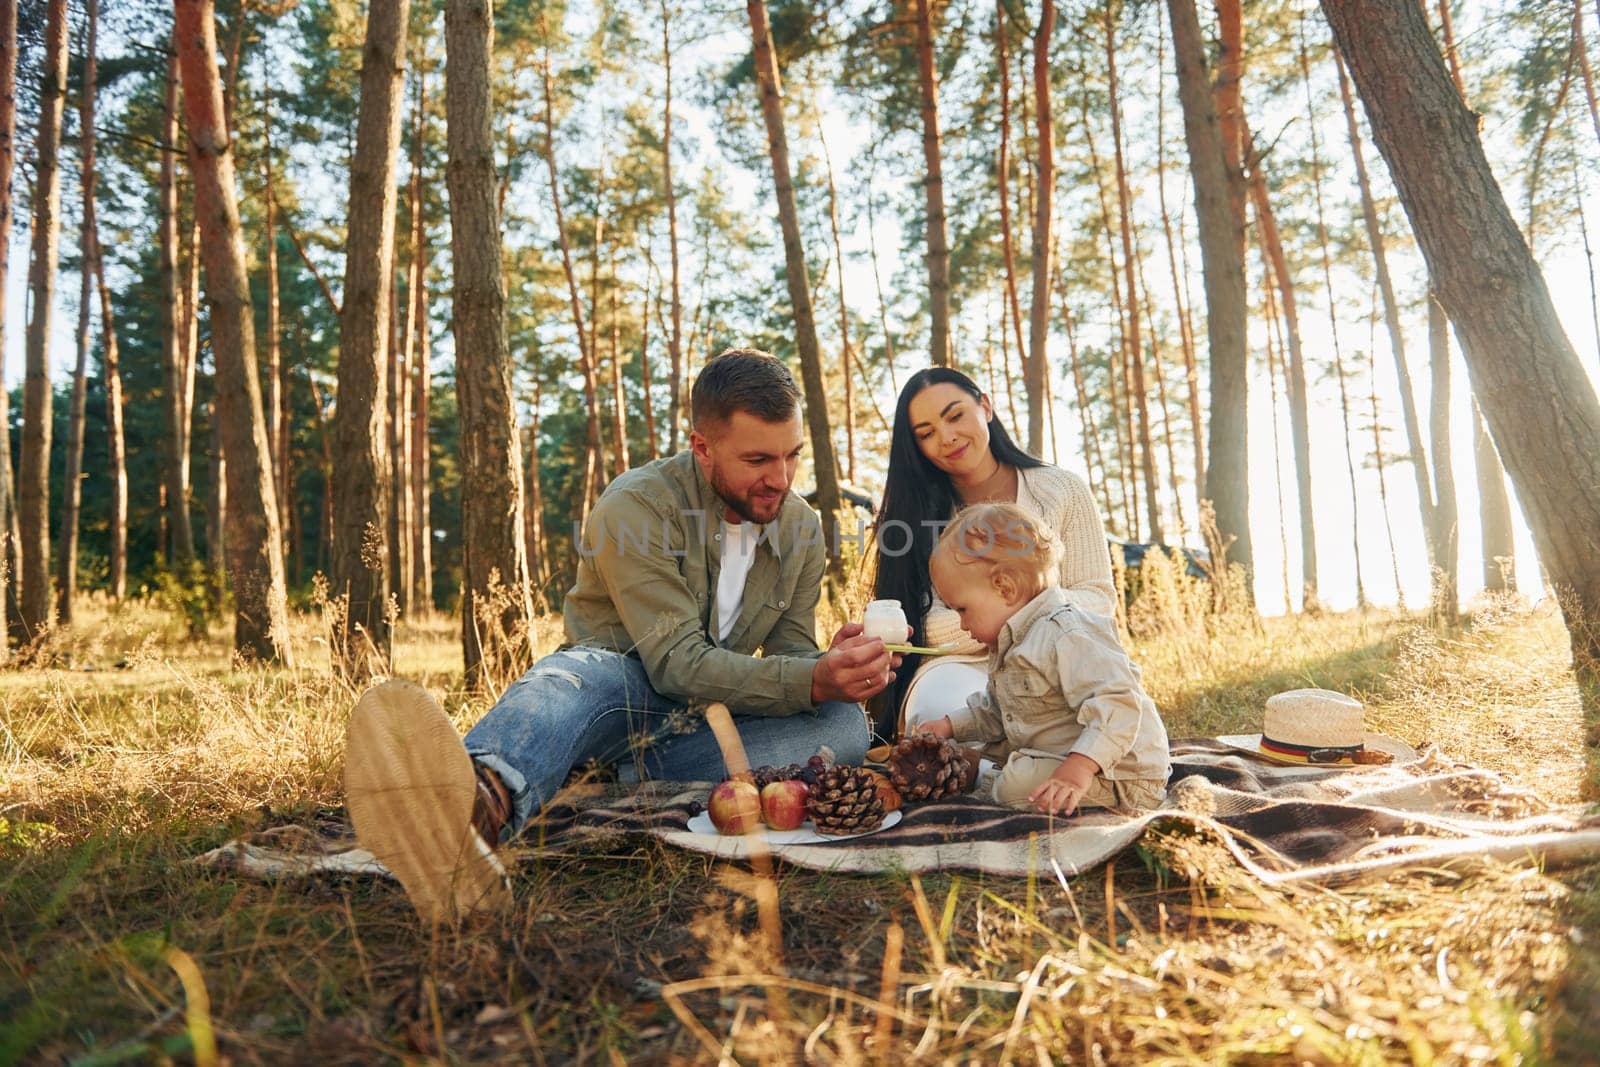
[685,808,902,844]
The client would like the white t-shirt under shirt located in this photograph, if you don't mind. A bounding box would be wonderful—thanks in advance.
[715,519,761,643]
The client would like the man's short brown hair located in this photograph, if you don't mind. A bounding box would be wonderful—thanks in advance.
[690,348,802,431]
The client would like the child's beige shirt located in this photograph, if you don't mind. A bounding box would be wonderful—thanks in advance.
[945,587,1171,782]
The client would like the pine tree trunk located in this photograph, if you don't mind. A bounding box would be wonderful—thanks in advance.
[1155,21,1204,497]
[540,36,603,530]
[60,0,98,623]
[866,158,898,393]
[607,255,629,474]
[20,0,67,640]
[1168,0,1251,577]
[1334,51,1438,568]
[914,0,952,368]
[330,0,409,682]
[1261,264,1293,613]
[206,404,227,608]
[1028,0,1058,467]
[747,0,844,584]
[0,0,16,659]
[1323,0,1600,697]
[1105,3,1161,543]
[1472,400,1515,594]
[818,121,856,483]
[1135,247,1189,536]
[525,378,545,605]
[175,0,293,664]
[1299,17,1366,608]
[264,91,288,570]
[661,0,684,455]
[179,211,201,566]
[640,272,659,460]
[1577,1,1600,150]
[411,265,433,611]
[1428,290,1458,619]
[996,0,1027,385]
[1057,269,1114,523]
[445,0,533,688]
[1430,0,1517,599]
[1242,116,1317,606]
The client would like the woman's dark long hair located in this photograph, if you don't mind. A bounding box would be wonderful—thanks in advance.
[868,367,1043,739]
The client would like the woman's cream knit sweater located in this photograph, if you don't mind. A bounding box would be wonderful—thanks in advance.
[922,464,1116,654]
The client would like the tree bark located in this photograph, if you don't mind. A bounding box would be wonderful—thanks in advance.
[1028,0,1058,465]
[1155,19,1203,498]
[661,0,684,454]
[607,251,629,474]
[1167,0,1251,577]
[1323,0,1600,697]
[1242,117,1316,607]
[332,0,409,681]
[1427,290,1458,619]
[1335,51,1438,568]
[175,0,293,664]
[60,0,99,623]
[0,0,16,658]
[817,117,855,483]
[996,0,1026,383]
[747,0,844,585]
[914,0,952,368]
[446,0,533,688]
[20,0,68,640]
[263,87,288,568]
[540,35,603,530]
[1431,0,1516,600]
[1105,1,1160,543]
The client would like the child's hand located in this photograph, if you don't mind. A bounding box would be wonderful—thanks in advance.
[1030,753,1100,816]
[916,716,955,740]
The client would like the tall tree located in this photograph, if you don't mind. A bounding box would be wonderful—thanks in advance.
[660,0,685,454]
[19,0,68,641]
[746,0,844,584]
[1433,0,1516,596]
[1242,117,1316,607]
[1105,0,1160,542]
[1028,0,1057,461]
[539,30,603,530]
[446,0,533,687]
[331,0,410,682]
[995,0,1026,379]
[1321,0,1600,714]
[914,0,952,368]
[175,0,294,664]
[1428,291,1458,618]
[160,50,196,570]
[60,0,98,623]
[0,0,16,660]
[1167,0,1251,578]
[1334,51,1439,571]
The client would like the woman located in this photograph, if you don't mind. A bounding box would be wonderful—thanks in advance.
[870,367,1115,740]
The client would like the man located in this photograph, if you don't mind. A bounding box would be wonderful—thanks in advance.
[345,349,897,921]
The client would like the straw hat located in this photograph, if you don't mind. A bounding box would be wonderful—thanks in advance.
[1217,688,1416,766]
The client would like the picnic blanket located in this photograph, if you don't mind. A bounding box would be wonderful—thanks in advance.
[197,739,1600,886]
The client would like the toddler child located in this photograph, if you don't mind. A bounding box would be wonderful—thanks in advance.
[919,502,1170,815]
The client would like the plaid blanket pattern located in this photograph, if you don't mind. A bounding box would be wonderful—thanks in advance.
[197,740,1600,886]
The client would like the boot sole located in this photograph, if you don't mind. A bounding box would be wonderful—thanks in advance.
[344,679,510,922]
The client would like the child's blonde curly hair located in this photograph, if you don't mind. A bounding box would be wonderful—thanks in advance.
[931,502,1058,602]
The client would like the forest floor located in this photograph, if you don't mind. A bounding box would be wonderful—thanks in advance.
[3,584,1599,1064]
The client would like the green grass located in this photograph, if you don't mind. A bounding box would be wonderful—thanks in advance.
[3,589,1598,1063]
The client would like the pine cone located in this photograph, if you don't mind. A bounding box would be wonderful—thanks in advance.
[886,735,975,802]
[806,765,886,836]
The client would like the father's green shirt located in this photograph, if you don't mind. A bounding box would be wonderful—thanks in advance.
[562,450,827,716]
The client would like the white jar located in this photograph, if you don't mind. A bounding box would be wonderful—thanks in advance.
[862,599,908,644]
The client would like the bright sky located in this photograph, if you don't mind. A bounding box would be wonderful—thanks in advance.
[4,4,1596,618]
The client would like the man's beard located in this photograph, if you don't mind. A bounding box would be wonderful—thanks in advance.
[708,462,785,524]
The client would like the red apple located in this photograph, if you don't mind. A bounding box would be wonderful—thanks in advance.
[707,778,762,834]
[760,779,810,831]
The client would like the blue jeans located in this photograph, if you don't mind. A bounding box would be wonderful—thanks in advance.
[463,647,870,841]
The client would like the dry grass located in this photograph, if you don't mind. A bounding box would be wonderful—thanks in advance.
[3,588,1598,1063]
